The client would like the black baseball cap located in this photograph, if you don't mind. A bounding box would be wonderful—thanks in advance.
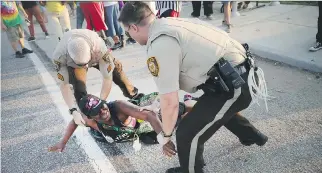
[78,94,105,117]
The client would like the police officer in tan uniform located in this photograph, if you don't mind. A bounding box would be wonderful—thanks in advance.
[119,2,269,173]
[52,29,142,139]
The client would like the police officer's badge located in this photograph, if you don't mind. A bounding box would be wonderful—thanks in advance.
[147,57,159,77]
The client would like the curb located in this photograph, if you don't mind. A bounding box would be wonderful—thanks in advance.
[250,45,322,73]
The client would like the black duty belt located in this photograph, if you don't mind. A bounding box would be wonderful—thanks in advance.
[197,58,248,94]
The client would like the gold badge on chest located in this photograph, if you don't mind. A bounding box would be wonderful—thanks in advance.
[147,57,159,77]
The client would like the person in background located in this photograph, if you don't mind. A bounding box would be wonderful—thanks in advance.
[67,1,75,17]
[309,1,322,52]
[76,2,84,29]
[40,1,71,41]
[191,1,214,20]
[1,1,33,58]
[38,1,48,23]
[21,1,49,41]
[79,2,110,46]
[222,1,232,33]
[103,1,125,50]
[122,1,137,45]
[155,1,181,18]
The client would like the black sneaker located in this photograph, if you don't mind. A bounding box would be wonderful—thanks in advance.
[111,42,122,50]
[309,42,322,52]
[126,37,136,44]
[22,48,33,54]
[28,36,36,42]
[15,51,25,58]
[89,128,106,142]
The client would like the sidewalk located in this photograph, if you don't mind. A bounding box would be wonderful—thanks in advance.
[180,2,322,73]
[25,3,322,73]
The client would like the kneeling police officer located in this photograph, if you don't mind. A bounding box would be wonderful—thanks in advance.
[52,29,142,140]
[119,2,269,173]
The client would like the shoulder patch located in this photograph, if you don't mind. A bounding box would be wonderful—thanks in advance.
[147,57,159,77]
[57,73,64,81]
[102,51,111,63]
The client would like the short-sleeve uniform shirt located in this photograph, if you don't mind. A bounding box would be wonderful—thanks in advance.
[146,18,246,94]
[52,29,115,84]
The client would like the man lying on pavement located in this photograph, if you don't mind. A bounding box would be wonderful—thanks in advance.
[48,93,196,152]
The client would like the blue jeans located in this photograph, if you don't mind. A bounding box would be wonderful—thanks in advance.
[76,6,84,29]
[104,4,124,37]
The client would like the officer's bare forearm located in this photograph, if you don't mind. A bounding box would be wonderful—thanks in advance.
[160,92,179,136]
[100,77,112,100]
[60,84,77,109]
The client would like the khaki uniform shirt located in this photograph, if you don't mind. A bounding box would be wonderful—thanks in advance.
[52,29,115,84]
[146,18,246,94]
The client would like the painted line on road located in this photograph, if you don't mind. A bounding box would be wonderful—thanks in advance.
[24,41,118,173]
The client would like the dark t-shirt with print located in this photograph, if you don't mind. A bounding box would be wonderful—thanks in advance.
[21,1,37,9]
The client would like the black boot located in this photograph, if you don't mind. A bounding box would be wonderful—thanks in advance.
[240,130,268,146]
[166,167,183,173]
[166,165,205,173]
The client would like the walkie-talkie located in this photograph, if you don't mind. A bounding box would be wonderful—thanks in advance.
[217,58,245,89]
[206,64,230,92]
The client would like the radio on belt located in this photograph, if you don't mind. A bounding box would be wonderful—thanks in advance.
[217,58,245,90]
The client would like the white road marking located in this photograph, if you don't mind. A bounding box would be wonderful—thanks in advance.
[24,42,118,173]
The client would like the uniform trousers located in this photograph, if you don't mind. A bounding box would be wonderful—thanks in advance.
[176,71,264,173]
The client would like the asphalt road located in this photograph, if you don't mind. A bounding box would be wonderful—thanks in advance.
[1,29,322,173]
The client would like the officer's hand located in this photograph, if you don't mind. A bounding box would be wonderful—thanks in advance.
[162,139,177,157]
[72,111,86,126]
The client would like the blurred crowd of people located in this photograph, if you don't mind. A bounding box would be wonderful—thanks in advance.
[2,1,321,59]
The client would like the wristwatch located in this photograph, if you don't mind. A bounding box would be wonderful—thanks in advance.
[162,131,173,138]
[69,108,77,115]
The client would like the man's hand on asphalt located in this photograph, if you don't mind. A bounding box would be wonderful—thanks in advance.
[48,142,66,152]
[72,111,86,126]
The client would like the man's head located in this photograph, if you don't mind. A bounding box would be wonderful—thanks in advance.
[67,37,91,67]
[78,94,111,123]
[118,2,155,45]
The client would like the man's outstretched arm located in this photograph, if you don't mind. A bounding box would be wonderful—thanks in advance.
[48,118,99,152]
